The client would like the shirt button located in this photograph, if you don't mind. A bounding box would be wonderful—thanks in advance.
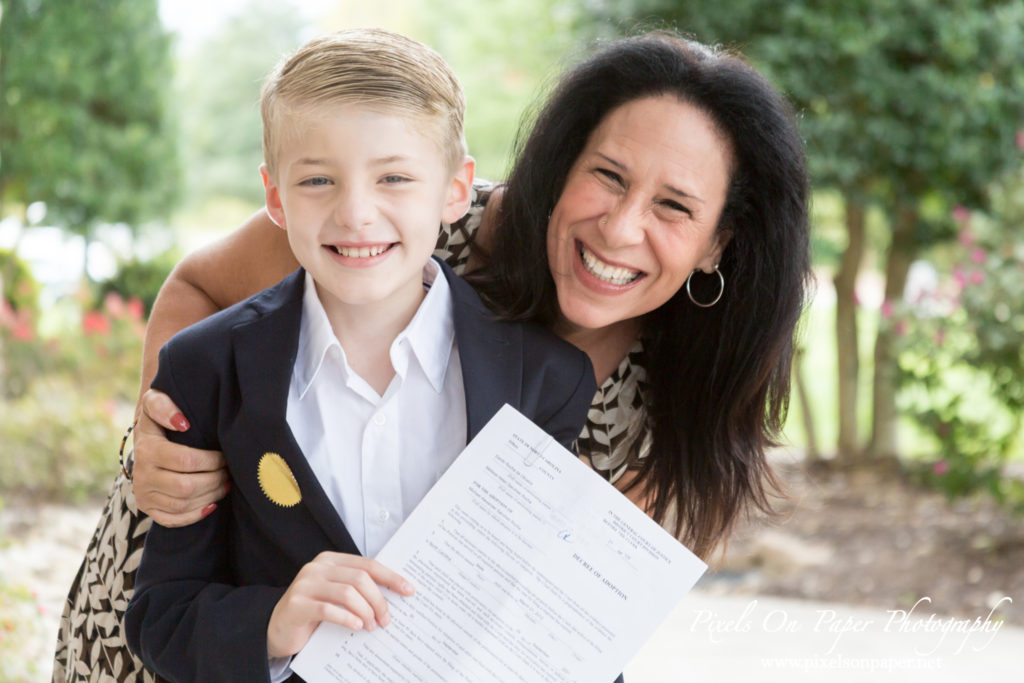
[373,413,386,426]
[377,509,390,522]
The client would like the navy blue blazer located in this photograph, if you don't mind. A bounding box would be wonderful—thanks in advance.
[124,260,596,682]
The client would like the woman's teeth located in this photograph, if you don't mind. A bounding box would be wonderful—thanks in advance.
[331,244,389,258]
[580,245,641,285]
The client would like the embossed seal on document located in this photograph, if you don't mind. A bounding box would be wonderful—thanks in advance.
[258,452,301,507]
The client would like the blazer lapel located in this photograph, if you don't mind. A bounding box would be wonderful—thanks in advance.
[230,269,360,556]
[439,260,523,441]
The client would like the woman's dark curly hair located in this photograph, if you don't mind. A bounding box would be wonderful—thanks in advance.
[470,31,811,559]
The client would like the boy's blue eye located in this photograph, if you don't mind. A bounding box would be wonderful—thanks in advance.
[300,176,331,187]
[382,175,410,184]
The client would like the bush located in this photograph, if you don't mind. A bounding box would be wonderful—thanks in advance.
[0,291,143,500]
[894,190,1024,510]
[93,248,180,317]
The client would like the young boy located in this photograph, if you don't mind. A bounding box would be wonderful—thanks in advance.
[123,29,595,682]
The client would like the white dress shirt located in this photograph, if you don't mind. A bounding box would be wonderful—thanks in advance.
[269,261,467,680]
[286,260,467,558]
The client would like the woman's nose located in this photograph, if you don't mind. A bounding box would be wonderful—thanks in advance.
[599,196,646,248]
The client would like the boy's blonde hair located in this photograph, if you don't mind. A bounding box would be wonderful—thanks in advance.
[261,28,467,177]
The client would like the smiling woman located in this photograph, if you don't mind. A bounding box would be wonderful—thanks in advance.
[545,95,733,335]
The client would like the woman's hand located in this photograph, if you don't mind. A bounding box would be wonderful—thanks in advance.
[266,553,415,658]
[132,389,230,527]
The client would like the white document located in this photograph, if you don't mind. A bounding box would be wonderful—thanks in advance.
[293,404,707,682]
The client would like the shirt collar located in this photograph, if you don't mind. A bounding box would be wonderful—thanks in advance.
[294,259,455,399]
[396,258,455,393]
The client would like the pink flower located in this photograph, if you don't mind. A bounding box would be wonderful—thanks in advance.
[82,310,111,336]
[894,320,907,336]
[970,247,986,264]
[952,267,967,288]
[102,399,119,419]
[951,205,971,223]
[957,229,974,246]
[933,460,949,475]
[13,318,34,341]
[104,292,125,318]
[880,299,894,318]
[127,297,145,320]
[970,270,985,285]
[0,301,13,328]
[1017,130,1024,150]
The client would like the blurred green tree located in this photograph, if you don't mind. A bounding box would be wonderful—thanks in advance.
[174,0,305,208]
[0,0,180,277]
[586,0,1024,459]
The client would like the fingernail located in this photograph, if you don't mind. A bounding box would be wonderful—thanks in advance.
[171,413,190,431]
[379,613,390,627]
[366,620,376,631]
[402,581,414,595]
[201,503,217,518]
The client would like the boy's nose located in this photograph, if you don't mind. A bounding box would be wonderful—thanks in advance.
[333,189,376,230]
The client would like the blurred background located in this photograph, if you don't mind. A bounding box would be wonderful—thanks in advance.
[1,0,1022,680]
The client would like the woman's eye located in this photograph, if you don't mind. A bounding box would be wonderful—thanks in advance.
[596,168,624,185]
[300,176,331,187]
[660,199,692,216]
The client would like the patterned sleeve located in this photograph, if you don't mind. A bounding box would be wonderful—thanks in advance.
[434,178,499,275]
[54,463,161,682]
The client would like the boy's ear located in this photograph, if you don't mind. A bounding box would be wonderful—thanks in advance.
[260,163,287,230]
[440,156,475,225]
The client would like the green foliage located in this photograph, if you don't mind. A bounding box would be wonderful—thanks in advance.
[174,0,305,208]
[894,176,1024,509]
[597,0,1024,216]
[0,578,48,682]
[0,248,39,314]
[0,0,180,232]
[0,291,142,499]
[407,0,586,179]
[94,249,180,317]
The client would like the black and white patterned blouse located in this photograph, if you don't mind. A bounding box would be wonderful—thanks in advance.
[53,179,650,682]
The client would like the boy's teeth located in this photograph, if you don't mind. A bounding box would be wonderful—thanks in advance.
[580,245,640,285]
[333,244,388,258]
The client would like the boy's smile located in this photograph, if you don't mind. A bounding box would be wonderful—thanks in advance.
[262,103,472,337]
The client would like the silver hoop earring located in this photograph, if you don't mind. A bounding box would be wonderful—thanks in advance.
[686,264,725,308]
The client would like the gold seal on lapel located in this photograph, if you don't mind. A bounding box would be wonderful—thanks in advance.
[257,452,301,507]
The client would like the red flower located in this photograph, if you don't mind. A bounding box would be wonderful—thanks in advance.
[933,460,949,475]
[12,319,33,341]
[82,310,111,336]
[127,297,145,320]
[1017,130,1024,150]
[970,247,987,264]
[970,270,984,285]
[104,292,126,318]
[880,299,894,319]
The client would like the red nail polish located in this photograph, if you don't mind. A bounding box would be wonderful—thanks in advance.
[201,503,217,517]
[171,413,190,431]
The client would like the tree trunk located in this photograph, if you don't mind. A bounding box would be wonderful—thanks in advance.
[869,206,917,459]
[834,197,866,460]
[793,345,820,460]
